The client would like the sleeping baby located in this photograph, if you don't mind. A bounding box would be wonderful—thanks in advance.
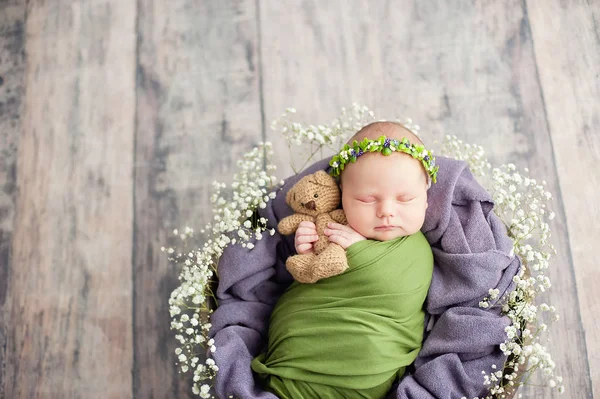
[251,122,437,399]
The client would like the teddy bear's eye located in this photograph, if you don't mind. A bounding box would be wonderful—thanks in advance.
[314,193,318,198]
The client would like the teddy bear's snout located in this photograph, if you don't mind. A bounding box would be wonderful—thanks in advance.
[302,200,316,211]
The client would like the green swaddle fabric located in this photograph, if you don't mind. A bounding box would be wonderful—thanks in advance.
[251,232,434,399]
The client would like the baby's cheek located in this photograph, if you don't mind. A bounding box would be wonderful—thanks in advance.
[411,210,427,233]
[350,221,371,240]
[342,210,360,229]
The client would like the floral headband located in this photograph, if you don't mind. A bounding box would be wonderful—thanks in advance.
[328,135,439,184]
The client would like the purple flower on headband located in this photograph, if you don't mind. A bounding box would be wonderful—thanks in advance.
[357,149,364,156]
[424,155,430,162]
[383,138,391,148]
[349,149,356,156]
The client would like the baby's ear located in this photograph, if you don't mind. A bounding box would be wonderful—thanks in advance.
[313,170,336,187]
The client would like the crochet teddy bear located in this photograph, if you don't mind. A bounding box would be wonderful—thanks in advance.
[278,170,348,283]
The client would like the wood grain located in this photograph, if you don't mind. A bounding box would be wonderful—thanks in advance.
[0,0,596,397]
[527,0,600,396]
[0,0,26,395]
[259,0,591,397]
[3,1,136,398]
[134,0,262,397]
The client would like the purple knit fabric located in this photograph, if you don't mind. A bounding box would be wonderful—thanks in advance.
[209,156,520,399]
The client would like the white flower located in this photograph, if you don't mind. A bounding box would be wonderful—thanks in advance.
[199,384,211,398]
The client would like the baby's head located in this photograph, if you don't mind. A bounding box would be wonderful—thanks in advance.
[337,122,432,241]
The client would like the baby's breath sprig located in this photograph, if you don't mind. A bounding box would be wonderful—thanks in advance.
[271,103,376,173]
[438,134,491,177]
[165,142,279,397]
[440,135,564,397]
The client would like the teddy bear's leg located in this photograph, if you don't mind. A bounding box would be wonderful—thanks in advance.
[311,244,348,281]
[313,234,329,255]
[286,254,319,283]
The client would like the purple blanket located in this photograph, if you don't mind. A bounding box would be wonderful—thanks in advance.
[209,156,520,399]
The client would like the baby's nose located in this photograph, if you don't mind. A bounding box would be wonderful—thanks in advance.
[377,200,395,217]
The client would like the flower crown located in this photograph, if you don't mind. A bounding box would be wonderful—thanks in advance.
[328,135,439,184]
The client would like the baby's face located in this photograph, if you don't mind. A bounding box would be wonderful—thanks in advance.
[340,152,429,241]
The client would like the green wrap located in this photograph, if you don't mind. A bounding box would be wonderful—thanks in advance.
[251,232,434,399]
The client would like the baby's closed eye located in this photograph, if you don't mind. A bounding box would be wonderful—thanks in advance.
[356,196,414,203]
[357,196,376,203]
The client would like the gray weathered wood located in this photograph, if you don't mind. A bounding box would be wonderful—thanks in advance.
[527,0,600,396]
[1,0,597,397]
[134,0,262,397]
[0,0,26,396]
[3,1,136,398]
[260,0,591,397]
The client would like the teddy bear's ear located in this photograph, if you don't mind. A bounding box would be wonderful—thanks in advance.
[285,187,294,205]
[313,170,336,187]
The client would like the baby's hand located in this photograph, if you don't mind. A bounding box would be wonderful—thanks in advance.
[324,222,366,249]
[294,221,318,254]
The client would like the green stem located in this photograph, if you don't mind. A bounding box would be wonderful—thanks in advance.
[288,140,298,174]
[299,143,325,172]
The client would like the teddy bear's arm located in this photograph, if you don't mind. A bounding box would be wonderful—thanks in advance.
[329,209,347,225]
[278,214,315,235]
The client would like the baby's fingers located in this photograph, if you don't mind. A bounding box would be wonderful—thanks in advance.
[325,231,352,250]
[296,226,318,241]
[324,222,365,249]
[325,222,351,233]
[298,221,316,230]
[296,243,314,254]
[296,233,319,244]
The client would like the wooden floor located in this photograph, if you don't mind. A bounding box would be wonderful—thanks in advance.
[1,1,598,398]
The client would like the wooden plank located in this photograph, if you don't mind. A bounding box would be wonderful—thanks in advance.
[4,1,136,398]
[0,1,26,396]
[134,0,262,397]
[259,0,590,397]
[527,0,600,395]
